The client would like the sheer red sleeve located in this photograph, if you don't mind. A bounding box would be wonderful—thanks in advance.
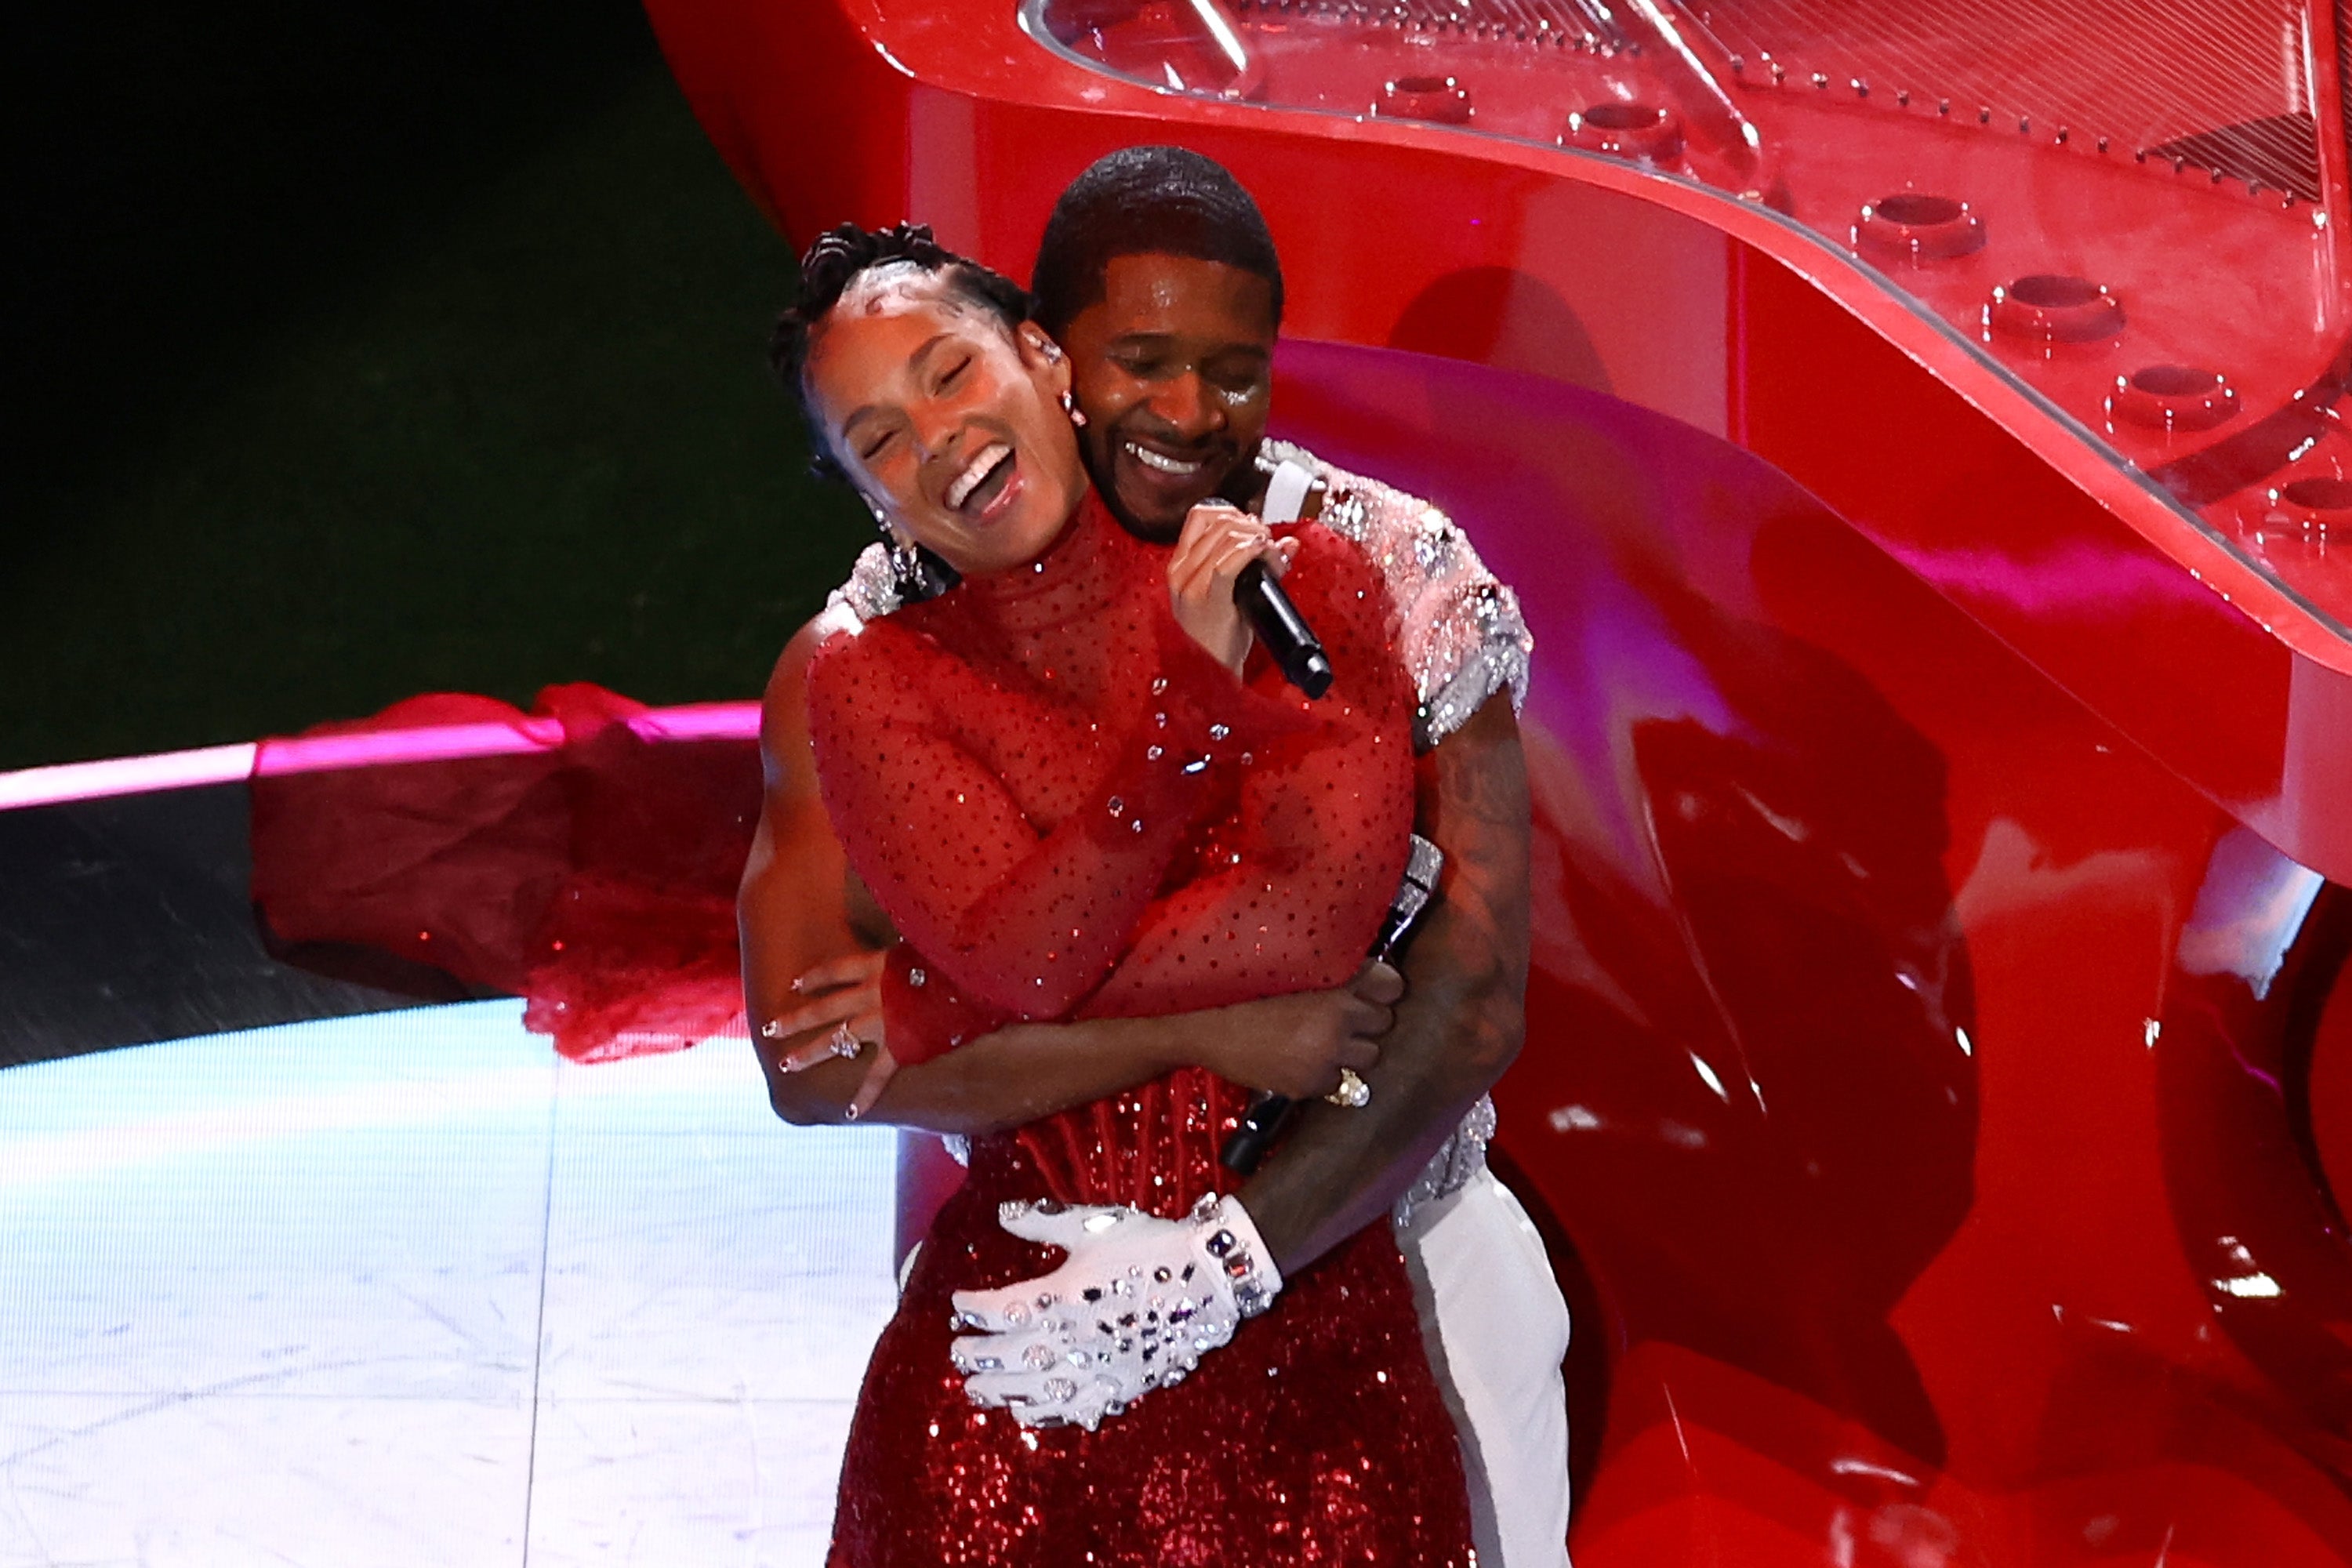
[1078,526,1417,1019]
[806,599,1295,1025]
[877,943,1000,1066]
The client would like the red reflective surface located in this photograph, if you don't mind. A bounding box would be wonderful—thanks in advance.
[644,0,2352,882]
[640,1,2352,1558]
[1272,342,2352,1563]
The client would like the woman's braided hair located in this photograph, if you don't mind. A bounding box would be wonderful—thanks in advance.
[771,221,1035,482]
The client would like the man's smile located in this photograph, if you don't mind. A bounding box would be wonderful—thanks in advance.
[1105,423,1237,527]
[1123,440,1207,477]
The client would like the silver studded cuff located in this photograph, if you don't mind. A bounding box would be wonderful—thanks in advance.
[1391,1094,1497,1229]
[1191,1191,1283,1317]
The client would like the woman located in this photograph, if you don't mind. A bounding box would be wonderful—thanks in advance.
[781,221,1473,1565]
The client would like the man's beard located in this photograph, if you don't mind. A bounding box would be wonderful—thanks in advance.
[1083,419,1258,546]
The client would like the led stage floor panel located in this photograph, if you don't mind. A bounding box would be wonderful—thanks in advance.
[0,1002,897,1566]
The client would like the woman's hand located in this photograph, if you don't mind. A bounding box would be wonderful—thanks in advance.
[1167,502,1299,677]
[760,950,898,1120]
[1192,963,1402,1098]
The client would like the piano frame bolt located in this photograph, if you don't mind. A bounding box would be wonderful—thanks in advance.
[1855,193,1986,262]
[1938,98,1951,116]
[1978,106,1992,125]
[2110,365,2238,434]
[1563,102,1685,165]
[1988,274,2125,346]
[1730,54,1745,73]
[1852,78,1868,97]
[2018,116,2031,135]
[1812,71,1829,89]
[1896,89,1910,107]
[1771,61,1788,83]
[2270,477,2352,548]
[2055,127,2069,144]
[1376,74,1474,125]
[2097,136,2110,153]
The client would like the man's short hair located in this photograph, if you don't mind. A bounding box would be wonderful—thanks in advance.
[1031,146,1283,336]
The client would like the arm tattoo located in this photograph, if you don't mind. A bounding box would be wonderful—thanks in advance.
[1240,693,1532,1270]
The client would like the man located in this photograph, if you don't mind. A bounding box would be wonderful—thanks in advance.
[742,147,1568,1565]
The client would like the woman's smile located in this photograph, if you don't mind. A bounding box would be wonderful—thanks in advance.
[944,441,1020,522]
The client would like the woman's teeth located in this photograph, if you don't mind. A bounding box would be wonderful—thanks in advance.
[1126,441,1204,477]
[946,443,1012,510]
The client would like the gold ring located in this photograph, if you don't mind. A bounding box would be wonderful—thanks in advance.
[829,1022,862,1060]
[1326,1068,1371,1109]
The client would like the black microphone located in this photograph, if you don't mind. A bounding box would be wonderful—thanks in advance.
[1219,836,1446,1174]
[1235,559,1333,699]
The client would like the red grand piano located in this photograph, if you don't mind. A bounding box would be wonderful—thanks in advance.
[642,0,2352,1559]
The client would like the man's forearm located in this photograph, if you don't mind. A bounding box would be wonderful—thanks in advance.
[1240,694,1532,1272]
[1240,905,1520,1268]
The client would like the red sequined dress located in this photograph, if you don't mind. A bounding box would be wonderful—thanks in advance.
[804,492,1475,1566]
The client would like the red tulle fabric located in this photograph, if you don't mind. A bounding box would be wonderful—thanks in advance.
[249,683,759,1062]
[806,495,1467,1563]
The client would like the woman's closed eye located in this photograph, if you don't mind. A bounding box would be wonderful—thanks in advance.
[934,356,973,394]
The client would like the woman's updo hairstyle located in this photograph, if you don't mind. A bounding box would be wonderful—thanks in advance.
[771,221,1036,481]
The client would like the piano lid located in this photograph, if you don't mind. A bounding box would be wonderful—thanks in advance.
[1027,0,2352,644]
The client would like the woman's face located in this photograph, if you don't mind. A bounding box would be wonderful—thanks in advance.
[804,265,1085,578]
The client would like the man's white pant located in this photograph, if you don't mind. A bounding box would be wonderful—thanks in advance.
[1396,1168,1573,1567]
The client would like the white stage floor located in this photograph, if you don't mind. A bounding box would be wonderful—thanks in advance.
[0,1003,898,1566]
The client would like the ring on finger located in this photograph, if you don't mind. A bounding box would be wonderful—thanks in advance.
[1326,1067,1372,1109]
[829,1022,862,1060]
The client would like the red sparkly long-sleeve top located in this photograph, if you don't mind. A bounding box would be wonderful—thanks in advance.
[805,491,1416,1213]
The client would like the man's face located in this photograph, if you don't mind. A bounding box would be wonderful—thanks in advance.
[1056,253,1277,543]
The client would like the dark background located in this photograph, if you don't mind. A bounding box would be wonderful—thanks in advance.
[9,0,866,770]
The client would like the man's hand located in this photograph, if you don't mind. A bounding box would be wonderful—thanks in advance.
[949,1195,1282,1429]
[1192,962,1400,1098]
[757,951,897,1120]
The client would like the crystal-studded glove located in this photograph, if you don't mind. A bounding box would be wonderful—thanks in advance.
[948,1192,1283,1430]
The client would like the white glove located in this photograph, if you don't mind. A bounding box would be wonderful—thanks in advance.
[948,1192,1283,1430]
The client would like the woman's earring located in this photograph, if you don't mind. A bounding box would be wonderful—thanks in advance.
[866,503,918,577]
[1061,389,1087,427]
[880,524,924,583]
[867,504,958,602]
